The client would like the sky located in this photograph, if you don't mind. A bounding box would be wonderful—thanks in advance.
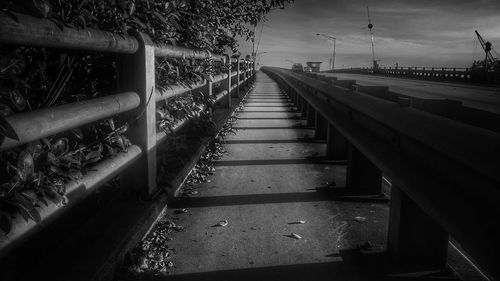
[237,0,500,70]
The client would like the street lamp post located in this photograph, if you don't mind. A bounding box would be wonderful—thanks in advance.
[316,33,336,71]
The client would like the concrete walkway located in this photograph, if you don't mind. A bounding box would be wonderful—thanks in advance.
[161,72,391,280]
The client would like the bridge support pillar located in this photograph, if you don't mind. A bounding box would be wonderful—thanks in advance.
[387,185,448,270]
[315,112,327,140]
[301,99,308,116]
[326,124,347,160]
[346,144,382,195]
[297,96,304,113]
[307,104,316,127]
[291,89,297,105]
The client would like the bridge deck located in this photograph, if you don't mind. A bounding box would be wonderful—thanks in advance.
[322,73,500,114]
[160,72,393,280]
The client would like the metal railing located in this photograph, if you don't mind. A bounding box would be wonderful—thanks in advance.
[262,66,500,279]
[301,72,500,133]
[0,11,255,257]
[324,66,500,83]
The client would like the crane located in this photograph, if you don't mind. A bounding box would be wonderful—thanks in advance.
[475,30,499,70]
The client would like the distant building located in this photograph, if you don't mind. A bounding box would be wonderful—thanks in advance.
[306,62,322,72]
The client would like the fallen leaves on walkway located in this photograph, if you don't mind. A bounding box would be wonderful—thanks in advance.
[354,216,367,223]
[178,115,238,198]
[117,220,184,278]
[216,219,228,227]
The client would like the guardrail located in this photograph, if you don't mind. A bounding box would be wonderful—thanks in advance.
[325,66,500,84]
[303,72,500,133]
[261,66,500,279]
[0,11,255,257]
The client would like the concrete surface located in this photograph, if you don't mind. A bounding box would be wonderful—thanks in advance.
[125,72,486,281]
[321,73,500,114]
[156,72,394,281]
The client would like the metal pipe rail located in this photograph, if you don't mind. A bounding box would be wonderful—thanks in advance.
[154,43,226,62]
[0,12,139,53]
[261,66,500,279]
[0,11,256,258]
[0,92,140,151]
[0,145,142,256]
[155,81,207,102]
[325,67,499,82]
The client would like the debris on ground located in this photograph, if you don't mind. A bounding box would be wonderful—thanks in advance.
[358,241,373,250]
[289,220,306,224]
[174,208,188,214]
[290,232,302,239]
[117,219,184,279]
[178,115,238,198]
[324,181,336,187]
[354,216,367,223]
[216,220,228,227]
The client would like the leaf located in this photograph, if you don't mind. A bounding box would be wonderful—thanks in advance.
[71,128,84,140]
[17,150,34,181]
[0,214,12,234]
[84,150,102,164]
[0,115,19,141]
[31,0,52,18]
[29,208,42,223]
[68,169,83,180]
[15,193,34,211]
[16,203,31,223]
[51,138,69,156]
[43,188,62,204]
[38,195,49,207]
[154,11,169,25]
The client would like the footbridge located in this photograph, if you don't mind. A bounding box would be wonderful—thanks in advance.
[1,12,499,281]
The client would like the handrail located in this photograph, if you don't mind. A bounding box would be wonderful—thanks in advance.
[0,92,140,151]
[0,10,256,260]
[212,73,229,83]
[0,145,142,256]
[267,67,500,194]
[262,66,500,278]
[0,11,139,54]
[155,80,207,102]
[154,43,225,62]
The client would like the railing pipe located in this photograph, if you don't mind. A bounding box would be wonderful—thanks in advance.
[0,145,141,258]
[154,43,225,62]
[0,12,139,54]
[1,92,140,151]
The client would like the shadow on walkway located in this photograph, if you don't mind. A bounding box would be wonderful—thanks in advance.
[125,249,458,281]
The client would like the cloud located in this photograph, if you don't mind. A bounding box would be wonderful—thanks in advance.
[237,0,500,69]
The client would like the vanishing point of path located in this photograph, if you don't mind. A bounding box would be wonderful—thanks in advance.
[156,72,391,281]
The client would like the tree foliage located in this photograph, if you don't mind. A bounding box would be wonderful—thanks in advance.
[0,0,293,234]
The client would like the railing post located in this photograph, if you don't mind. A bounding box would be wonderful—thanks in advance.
[314,111,327,140]
[326,124,348,160]
[225,55,232,108]
[345,144,382,195]
[203,76,213,116]
[118,32,157,198]
[236,57,241,98]
[387,185,449,270]
[306,104,315,127]
[300,97,306,114]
